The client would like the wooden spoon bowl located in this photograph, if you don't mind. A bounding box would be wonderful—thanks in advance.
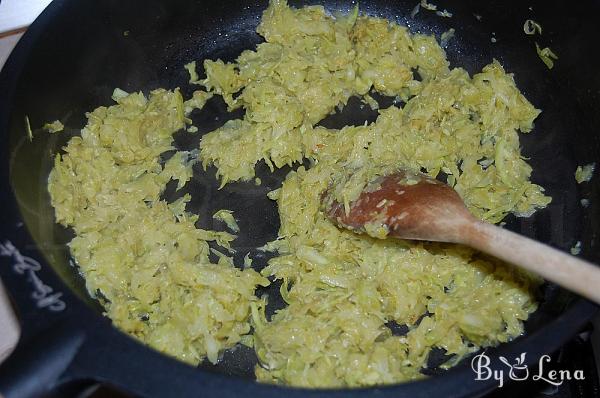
[324,169,600,304]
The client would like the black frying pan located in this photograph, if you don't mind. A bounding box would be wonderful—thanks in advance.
[0,0,599,397]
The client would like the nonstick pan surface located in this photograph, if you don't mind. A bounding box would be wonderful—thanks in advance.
[0,0,599,397]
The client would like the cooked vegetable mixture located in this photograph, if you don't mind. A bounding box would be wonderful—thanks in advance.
[49,0,550,388]
[575,163,595,184]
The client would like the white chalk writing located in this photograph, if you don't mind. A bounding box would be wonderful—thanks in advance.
[0,240,66,312]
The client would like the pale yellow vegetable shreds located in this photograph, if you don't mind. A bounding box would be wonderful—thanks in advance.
[184,61,201,84]
[43,120,64,134]
[25,116,32,141]
[420,0,437,11]
[570,241,582,256]
[213,209,241,233]
[196,0,548,388]
[48,89,268,365]
[184,90,213,115]
[523,19,542,35]
[440,28,455,48]
[535,43,558,69]
[49,0,550,389]
[161,150,197,191]
[436,9,453,18]
[410,3,420,18]
[575,163,595,184]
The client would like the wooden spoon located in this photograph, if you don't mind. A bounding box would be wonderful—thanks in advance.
[324,169,600,304]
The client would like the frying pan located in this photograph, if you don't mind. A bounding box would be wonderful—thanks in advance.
[0,0,599,396]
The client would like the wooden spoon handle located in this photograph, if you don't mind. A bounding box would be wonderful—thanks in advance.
[465,221,600,304]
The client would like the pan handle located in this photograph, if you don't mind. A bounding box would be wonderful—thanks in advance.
[0,321,85,398]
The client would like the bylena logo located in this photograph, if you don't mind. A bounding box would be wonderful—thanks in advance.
[471,352,585,388]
